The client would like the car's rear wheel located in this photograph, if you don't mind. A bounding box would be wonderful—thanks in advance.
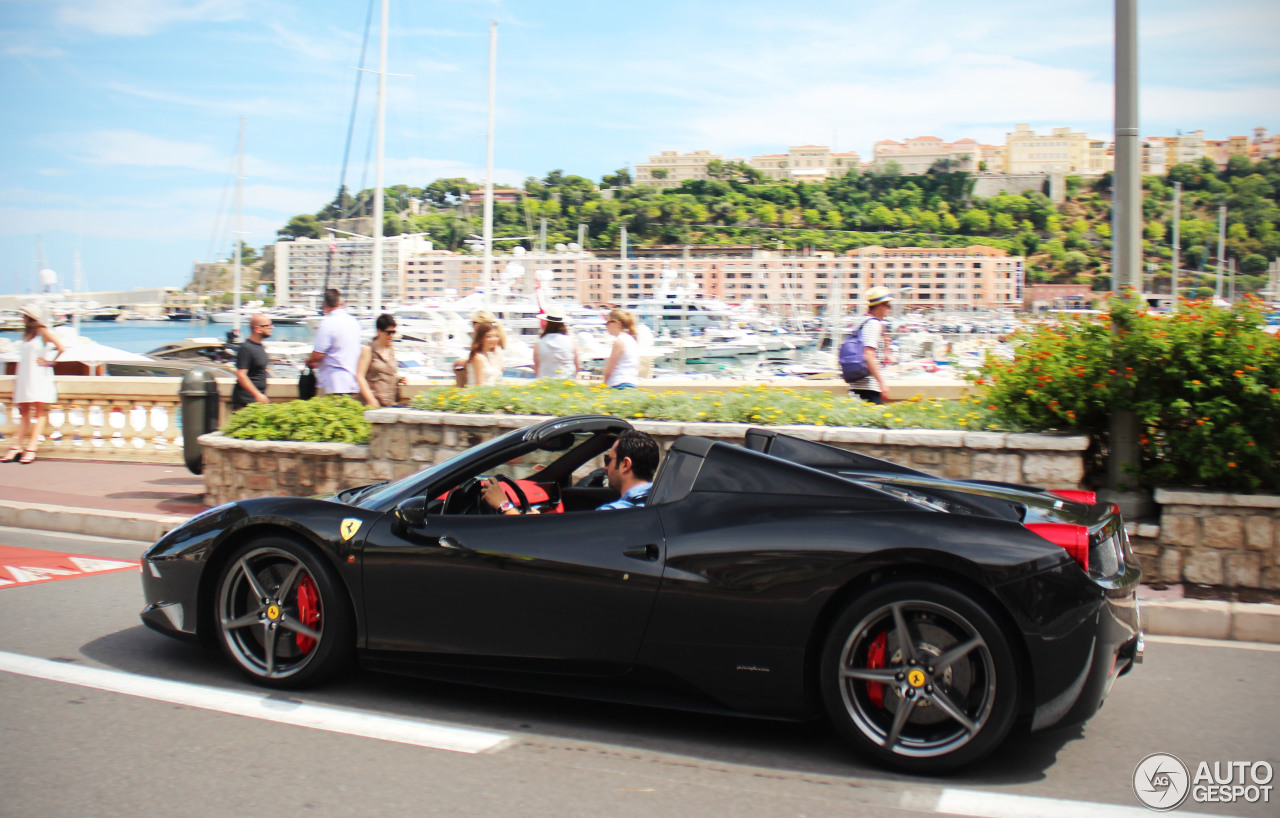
[820,580,1018,772]
[215,536,353,688]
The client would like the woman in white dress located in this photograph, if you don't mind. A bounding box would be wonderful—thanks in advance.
[533,309,579,379]
[4,304,65,464]
[466,322,505,386]
[602,308,640,389]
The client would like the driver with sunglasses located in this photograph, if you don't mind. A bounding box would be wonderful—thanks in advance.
[482,430,660,514]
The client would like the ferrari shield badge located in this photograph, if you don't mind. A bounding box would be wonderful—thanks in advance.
[340,518,363,541]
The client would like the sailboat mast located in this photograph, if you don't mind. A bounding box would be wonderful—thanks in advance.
[73,247,82,333]
[371,0,388,315]
[234,115,245,335]
[482,20,497,304]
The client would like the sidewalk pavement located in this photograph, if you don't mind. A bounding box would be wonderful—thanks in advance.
[0,457,1276,644]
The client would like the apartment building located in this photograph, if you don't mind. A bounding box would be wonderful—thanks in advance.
[871,136,982,174]
[747,145,861,181]
[273,234,432,309]
[841,246,1024,310]
[1142,137,1171,175]
[1254,128,1280,160]
[275,242,1024,313]
[403,249,586,303]
[1004,124,1110,176]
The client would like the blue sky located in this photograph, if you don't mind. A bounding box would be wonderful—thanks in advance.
[2,0,1278,294]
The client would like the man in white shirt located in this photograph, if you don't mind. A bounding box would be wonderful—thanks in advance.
[845,286,893,404]
[307,288,362,396]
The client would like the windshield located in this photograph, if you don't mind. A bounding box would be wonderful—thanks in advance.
[353,425,528,510]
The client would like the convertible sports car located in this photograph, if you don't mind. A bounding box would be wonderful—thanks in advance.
[140,415,1142,772]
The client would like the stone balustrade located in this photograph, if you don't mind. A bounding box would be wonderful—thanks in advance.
[2,376,188,464]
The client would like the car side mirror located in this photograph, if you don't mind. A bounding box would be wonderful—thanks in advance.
[395,496,428,529]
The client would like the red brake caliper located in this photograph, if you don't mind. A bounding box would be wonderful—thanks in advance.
[296,576,321,653]
[866,631,887,707]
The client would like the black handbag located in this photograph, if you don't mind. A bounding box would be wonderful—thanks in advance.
[298,366,317,400]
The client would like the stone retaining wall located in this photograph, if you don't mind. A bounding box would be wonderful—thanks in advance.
[199,410,1089,504]
[1131,489,1280,591]
[198,410,1280,591]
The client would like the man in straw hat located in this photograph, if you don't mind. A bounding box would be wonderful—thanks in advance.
[844,286,894,404]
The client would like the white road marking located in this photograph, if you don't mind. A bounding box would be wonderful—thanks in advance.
[68,556,138,573]
[934,788,1221,818]
[1146,634,1280,652]
[0,650,511,755]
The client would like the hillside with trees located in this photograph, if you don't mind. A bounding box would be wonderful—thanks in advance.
[277,156,1280,296]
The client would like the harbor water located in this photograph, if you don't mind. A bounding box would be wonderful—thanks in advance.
[0,320,316,355]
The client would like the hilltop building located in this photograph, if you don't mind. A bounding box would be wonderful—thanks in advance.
[871,136,982,174]
[747,146,861,181]
[1003,124,1110,176]
[633,150,725,189]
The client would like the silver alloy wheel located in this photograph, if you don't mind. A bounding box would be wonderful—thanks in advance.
[217,545,324,681]
[836,599,997,759]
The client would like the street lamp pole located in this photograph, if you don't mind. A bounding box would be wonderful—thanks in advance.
[1102,0,1154,519]
[1113,0,1142,294]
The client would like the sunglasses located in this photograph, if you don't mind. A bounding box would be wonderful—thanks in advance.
[383,328,397,335]
[603,453,614,467]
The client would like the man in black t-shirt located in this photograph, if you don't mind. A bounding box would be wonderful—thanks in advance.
[231,315,274,412]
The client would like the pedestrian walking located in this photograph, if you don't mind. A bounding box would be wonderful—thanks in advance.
[3,304,66,464]
[230,314,273,412]
[845,286,894,404]
[306,288,362,398]
[534,308,579,379]
[357,313,405,407]
[602,308,640,389]
[466,322,504,385]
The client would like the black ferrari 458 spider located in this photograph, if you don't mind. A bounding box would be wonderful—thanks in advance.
[141,415,1142,771]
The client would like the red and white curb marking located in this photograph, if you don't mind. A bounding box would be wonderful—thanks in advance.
[0,545,137,589]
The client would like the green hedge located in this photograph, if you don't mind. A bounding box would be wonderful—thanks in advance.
[410,382,1004,430]
[222,395,371,444]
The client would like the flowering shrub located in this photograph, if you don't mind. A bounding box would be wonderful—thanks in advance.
[977,295,1280,492]
[223,395,371,444]
[411,382,1003,431]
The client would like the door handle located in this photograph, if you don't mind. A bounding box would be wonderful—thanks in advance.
[438,535,469,551]
[623,543,660,562]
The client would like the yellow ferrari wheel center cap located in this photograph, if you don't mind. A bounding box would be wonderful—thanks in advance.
[266,604,281,621]
[907,668,927,688]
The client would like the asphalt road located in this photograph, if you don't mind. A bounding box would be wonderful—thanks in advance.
[1,526,1277,818]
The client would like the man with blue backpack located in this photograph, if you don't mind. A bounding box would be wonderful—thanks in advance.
[840,286,893,404]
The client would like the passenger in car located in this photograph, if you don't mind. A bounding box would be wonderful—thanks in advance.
[482,430,660,514]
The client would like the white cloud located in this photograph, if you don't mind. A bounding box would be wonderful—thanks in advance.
[58,129,287,179]
[5,43,65,57]
[55,0,248,37]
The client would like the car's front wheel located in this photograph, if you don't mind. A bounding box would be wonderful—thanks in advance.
[820,580,1019,772]
[215,536,353,688]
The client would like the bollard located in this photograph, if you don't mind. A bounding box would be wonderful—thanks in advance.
[179,367,221,475]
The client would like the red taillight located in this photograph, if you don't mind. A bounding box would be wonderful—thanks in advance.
[1027,522,1090,571]
[1050,489,1097,505]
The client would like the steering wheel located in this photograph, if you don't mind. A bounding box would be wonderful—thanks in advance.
[493,474,531,514]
